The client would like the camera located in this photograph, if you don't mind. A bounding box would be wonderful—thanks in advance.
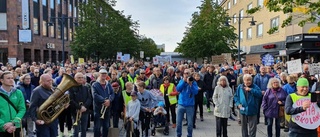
[188,77,194,82]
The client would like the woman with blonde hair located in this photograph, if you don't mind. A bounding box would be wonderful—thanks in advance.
[262,78,287,137]
[213,76,233,137]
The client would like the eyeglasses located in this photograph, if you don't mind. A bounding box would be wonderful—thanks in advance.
[111,74,117,75]
[140,73,145,74]
[184,72,190,75]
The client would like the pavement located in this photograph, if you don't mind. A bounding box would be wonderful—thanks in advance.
[62,108,289,137]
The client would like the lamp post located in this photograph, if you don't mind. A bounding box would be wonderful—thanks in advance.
[48,15,77,67]
[225,13,256,63]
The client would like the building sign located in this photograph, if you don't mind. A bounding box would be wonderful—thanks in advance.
[292,97,320,129]
[46,43,55,49]
[21,0,29,29]
[263,44,276,49]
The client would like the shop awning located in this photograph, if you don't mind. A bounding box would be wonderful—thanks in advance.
[305,50,320,54]
[286,50,300,55]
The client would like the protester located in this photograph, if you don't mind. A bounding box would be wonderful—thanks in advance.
[125,91,140,137]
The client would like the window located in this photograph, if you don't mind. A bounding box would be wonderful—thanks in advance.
[42,21,47,36]
[0,13,7,30]
[69,28,72,41]
[50,0,55,37]
[0,0,7,13]
[42,0,48,36]
[258,0,263,7]
[271,17,279,28]
[257,23,263,37]
[240,9,244,19]
[247,27,252,39]
[233,0,237,5]
[33,0,40,34]
[57,23,61,38]
[240,31,243,40]
[233,14,237,23]
[248,3,252,10]
[227,1,231,9]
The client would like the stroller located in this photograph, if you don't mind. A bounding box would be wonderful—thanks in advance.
[149,89,170,136]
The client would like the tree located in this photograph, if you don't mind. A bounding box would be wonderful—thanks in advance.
[247,0,320,34]
[176,0,237,59]
[71,0,140,60]
[138,36,161,59]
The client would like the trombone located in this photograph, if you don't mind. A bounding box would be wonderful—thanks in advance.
[73,102,83,126]
[12,117,24,137]
[100,105,108,119]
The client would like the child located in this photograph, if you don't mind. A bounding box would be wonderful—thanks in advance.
[152,101,169,135]
[125,91,140,137]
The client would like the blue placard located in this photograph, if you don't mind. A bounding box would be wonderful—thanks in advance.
[262,54,274,66]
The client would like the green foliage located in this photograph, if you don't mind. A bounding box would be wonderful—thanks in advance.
[138,36,161,59]
[71,0,157,61]
[248,0,320,34]
[177,0,237,59]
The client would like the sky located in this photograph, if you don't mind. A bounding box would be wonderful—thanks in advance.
[114,0,202,52]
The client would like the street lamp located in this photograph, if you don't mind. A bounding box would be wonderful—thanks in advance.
[225,13,256,63]
[48,15,77,67]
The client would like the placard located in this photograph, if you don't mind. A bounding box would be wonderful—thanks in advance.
[211,55,225,64]
[78,58,84,64]
[245,54,261,64]
[8,58,17,67]
[153,57,158,65]
[262,54,274,66]
[279,50,286,56]
[292,97,320,129]
[310,63,320,75]
[287,59,302,74]
[70,55,74,64]
[116,52,122,61]
[222,53,232,63]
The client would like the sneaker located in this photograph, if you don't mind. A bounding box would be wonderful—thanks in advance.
[58,132,63,137]
[229,116,236,121]
[200,116,204,121]
[172,123,176,128]
[207,108,212,113]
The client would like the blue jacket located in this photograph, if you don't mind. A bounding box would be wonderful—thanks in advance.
[176,79,198,107]
[234,84,262,116]
[253,74,270,91]
[92,81,115,114]
[282,83,296,95]
[261,88,287,118]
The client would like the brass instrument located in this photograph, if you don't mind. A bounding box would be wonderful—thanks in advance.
[73,102,83,126]
[12,117,23,137]
[100,105,108,119]
[37,74,79,124]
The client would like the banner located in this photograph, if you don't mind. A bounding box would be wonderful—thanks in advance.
[287,59,302,74]
[156,55,171,64]
[21,0,29,29]
[292,97,320,129]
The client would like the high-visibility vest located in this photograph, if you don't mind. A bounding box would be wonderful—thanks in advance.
[289,93,311,122]
[134,76,150,86]
[159,83,177,105]
[122,90,132,106]
[119,77,133,90]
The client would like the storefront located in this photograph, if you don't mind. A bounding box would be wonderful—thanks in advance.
[286,34,320,63]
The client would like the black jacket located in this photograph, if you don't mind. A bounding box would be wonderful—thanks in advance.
[69,85,93,113]
[204,72,215,91]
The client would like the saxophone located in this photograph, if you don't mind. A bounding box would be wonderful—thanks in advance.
[37,74,79,124]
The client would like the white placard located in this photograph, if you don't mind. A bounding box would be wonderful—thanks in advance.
[156,55,172,64]
[19,30,32,42]
[121,54,130,62]
[310,63,320,75]
[116,52,122,61]
[292,97,320,129]
[287,59,302,74]
[279,50,286,56]
[153,57,158,65]
[140,51,144,59]
[8,58,17,67]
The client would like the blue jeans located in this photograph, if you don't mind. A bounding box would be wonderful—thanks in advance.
[176,105,194,137]
[94,110,111,137]
[267,117,280,137]
[36,120,58,137]
[73,113,89,137]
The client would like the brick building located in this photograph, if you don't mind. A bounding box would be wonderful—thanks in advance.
[0,0,79,65]
[220,0,320,63]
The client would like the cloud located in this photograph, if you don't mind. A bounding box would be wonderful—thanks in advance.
[114,0,201,52]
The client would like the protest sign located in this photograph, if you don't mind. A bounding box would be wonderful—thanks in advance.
[262,54,274,66]
[116,52,122,61]
[309,63,320,75]
[78,58,84,64]
[287,59,302,74]
[153,57,158,65]
[245,54,261,64]
[211,55,225,64]
[292,97,320,129]
[222,53,232,64]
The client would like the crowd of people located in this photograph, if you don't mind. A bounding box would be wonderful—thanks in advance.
[0,58,319,137]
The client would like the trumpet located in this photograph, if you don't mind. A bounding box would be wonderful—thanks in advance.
[100,105,108,119]
[73,102,83,126]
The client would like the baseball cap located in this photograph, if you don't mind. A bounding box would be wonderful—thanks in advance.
[99,69,108,74]
[220,68,227,73]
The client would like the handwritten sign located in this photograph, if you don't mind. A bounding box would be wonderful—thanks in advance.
[245,54,261,64]
[292,97,320,129]
[310,63,320,75]
[287,59,302,74]
[211,55,225,64]
[222,53,232,63]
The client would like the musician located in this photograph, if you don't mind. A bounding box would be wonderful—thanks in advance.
[92,69,115,137]
[69,73,92,137]
[0,71,26,137]
[29,74,68,137]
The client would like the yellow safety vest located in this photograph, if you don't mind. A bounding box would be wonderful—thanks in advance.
[289,93,311,122]
[122,90,132,106]
[160,83,177,105]
[134,76,150,86]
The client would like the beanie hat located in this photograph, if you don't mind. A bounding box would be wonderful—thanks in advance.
[297,78,309,87]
